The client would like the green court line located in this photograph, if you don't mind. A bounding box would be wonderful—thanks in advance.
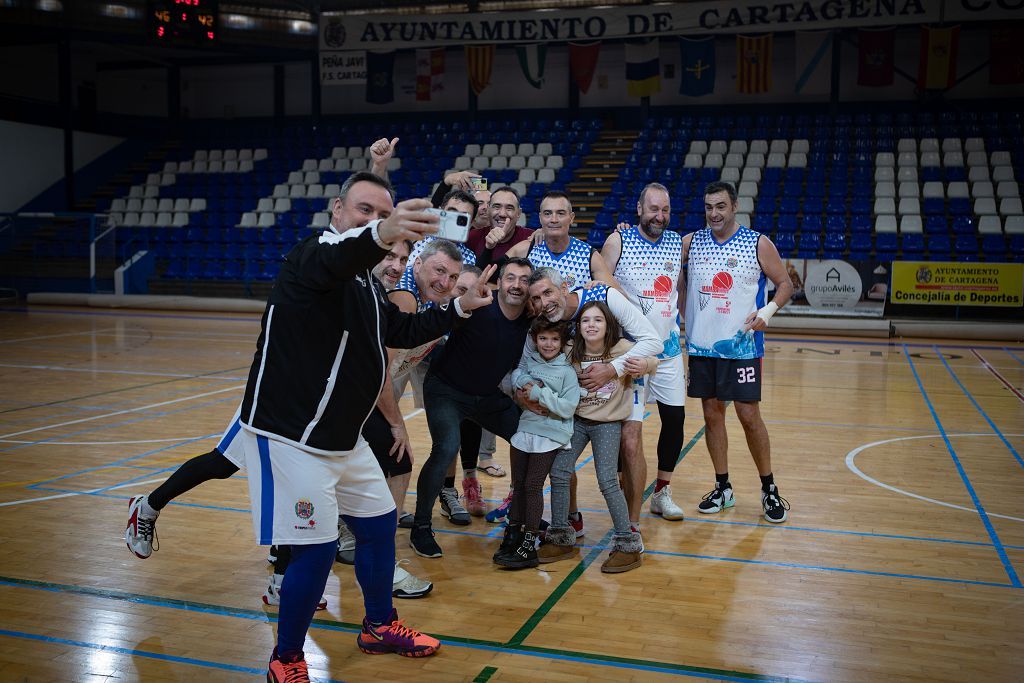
[0,365,250,415]
[472,665,498,682]
[0,572,800,682]
[506,426,706,648]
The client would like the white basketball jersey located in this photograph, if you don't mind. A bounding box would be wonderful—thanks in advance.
[390,266,442,381]
[408,235,477,267]
[613,227,683,359]
[684,226,767,359]
[529,237,593,289]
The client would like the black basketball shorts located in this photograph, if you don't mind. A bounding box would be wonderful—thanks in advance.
[687,356,763,402]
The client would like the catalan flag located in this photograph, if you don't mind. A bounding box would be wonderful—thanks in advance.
[736,34,773,94]
[465,45,495,96]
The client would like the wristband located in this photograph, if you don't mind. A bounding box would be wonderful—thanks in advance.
[756,301,779,325]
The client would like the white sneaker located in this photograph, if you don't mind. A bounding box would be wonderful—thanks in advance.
[392,560,433,599]
[125,495,159,559]
[650,486,685,521]
[336,517,356,565]
[262,574,327,610]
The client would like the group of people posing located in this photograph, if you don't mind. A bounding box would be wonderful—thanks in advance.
[123,136,794,682]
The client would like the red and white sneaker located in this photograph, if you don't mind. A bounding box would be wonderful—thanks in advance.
[357,609,440,657]
[462,477,487,517]
[125,495,159,559]
[568,511,585,538]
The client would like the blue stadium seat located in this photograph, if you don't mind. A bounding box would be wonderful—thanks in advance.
[951,216,975,234]
[901,234,925,254]
[801,215,823,231]
[825,215,846,232]
[981,235,1007,260]
[850,215,872,233]
[927,234,952,258]
[797,232,821,257]
[876,233,898,252]
[955,235,979,255]
[773,232,796,254]
[922,198,946,215]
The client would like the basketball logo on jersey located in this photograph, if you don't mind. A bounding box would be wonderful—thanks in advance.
[564,273,577,288]
[700,271,733,314]
[640,274,675,317]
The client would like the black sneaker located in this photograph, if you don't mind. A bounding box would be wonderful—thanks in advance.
[761,484,790,523]
[409,525,443,558]
[697,484,735,514]
[397,512,414,529]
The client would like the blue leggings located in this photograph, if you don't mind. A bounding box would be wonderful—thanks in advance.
[276,510,397,657]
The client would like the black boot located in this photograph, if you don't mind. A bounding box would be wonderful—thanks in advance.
[495,526,539,569]
[492,523,522,563]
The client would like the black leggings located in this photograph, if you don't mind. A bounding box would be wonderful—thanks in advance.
[148,449,238,510]
[656,402,686,473]
[616,402,686,474]
[508,446,558,531]
[459,420,482,472]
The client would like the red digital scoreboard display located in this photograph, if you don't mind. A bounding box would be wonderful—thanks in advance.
[149,0,219,44]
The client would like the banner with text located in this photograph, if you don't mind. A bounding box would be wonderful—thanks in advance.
[768,259,887,317]
[320,51,366,85]
[890,261,1024,307]
[320,1,1023,50]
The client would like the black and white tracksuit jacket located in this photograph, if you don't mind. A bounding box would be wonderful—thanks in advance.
[240,223,465,455]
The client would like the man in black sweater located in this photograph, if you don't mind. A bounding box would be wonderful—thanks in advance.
[409,257,535,559]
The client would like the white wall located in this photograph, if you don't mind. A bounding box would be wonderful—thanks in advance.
[0,121,124,213]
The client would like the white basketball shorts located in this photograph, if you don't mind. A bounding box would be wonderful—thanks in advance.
[240,429,395,546]
[629,353,686,422]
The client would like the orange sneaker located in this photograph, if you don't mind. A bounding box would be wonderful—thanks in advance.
[357,609,440,658]
[267,650,309,682]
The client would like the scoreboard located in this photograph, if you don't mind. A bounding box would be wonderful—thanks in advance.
[149,0,219,44]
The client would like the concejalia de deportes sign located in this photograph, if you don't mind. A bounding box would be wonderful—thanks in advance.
[890,261,1024,306]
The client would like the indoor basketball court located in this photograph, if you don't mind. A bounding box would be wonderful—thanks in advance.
[0,305,1020,681]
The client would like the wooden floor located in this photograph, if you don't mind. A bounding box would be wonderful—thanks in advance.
[0,305,1022,682]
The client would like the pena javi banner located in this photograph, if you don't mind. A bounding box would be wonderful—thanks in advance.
[320,1,1023,50]
[890,261,1024,307]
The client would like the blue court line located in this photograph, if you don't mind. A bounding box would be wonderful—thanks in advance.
[771,337,1024,352]
[640,547,1014,589]
[936,345,1024,469]
[902,345,1022,588]
[23,433,219,488]
[0,391,236,455]
[0,306,260,324]
[0,628,272,677]
[0,581,787,683]
[0,627,347,682]
[1002,347,1024,366]
[567,505,1024,551]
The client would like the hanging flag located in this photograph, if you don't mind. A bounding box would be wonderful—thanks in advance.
[794,30,832,95]
[679,36,715,97]
[415,48,445,101]
[736,35,772,94]
[365,51,396,104]
[516,44,548,89]
[625,39,661,98]
[990,23,1024,85]
[568,42,601,94]
[465,45,495,96]
[918,25,960,90]
[857,27,895,87]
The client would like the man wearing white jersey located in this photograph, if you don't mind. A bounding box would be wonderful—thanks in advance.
[679,181,793,524]
[505,190,617,290]
[602,182,687,524]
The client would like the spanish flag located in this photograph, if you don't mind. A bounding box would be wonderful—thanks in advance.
[917,25,959,90]
[736,34,773,94]
[625,39,661,98]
